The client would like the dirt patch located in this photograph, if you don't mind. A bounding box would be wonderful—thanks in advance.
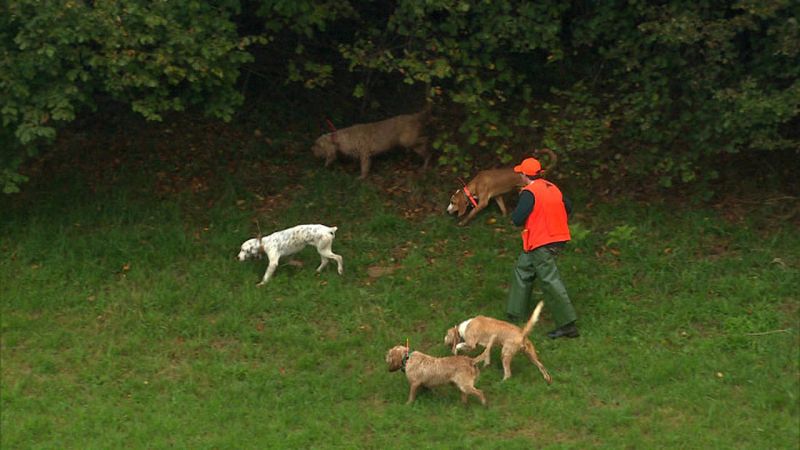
[366,265,402,278]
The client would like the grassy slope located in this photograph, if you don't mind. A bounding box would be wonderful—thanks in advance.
[1,131,798,449]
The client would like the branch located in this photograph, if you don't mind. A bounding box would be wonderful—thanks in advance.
[744,329,792,336]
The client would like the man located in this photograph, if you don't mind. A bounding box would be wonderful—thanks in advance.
[507,156,579,339]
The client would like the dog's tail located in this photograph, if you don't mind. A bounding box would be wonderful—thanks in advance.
[521,301,545,338]
[535,148,558,173]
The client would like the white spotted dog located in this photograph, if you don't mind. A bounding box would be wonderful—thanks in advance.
[237,224,343,286]
[443,301,552,383]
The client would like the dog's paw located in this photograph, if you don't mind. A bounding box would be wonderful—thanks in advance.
[256,281,266,287]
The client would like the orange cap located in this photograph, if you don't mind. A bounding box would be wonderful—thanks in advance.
[513,157,542,176]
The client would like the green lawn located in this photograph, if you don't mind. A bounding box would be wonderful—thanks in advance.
[2,139,798,449]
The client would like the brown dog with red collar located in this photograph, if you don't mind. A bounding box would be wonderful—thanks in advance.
[444,301,552,384]
[447,149,557,226]
[446,168,523,226]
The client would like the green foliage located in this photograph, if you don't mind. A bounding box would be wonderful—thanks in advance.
[275,0,798,184]
[568,222,591,243]
[1,0,259,191]
[337,1,568,169]
[560,0,800,186]
[605,224,638,248]
[2,0,798,192]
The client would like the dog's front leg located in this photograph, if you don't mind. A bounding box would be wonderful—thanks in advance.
[475,335,496,367]
[495,196,508,215]
[359,154,372,179]
[407,382,422,404]
[317,246,343,275]
[412,137,430,169]
[325,153,336,167]
[458,207,481,226]
[458,197,489,226]
[257,258,279,286]
[455,342,474,354]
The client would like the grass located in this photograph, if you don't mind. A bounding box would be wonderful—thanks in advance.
[1,130,798,449]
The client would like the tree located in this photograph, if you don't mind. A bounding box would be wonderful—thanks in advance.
[3,0,797,193]
[1,0,256,192]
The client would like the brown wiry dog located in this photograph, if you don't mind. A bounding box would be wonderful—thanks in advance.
[444,301,552,384]
[312,106,431,178]
[446,167,524,226]
[447,149,558,226]
[385,338,495,406]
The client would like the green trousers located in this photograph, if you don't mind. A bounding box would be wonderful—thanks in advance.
[507,246,577,327]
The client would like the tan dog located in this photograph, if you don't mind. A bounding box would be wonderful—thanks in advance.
[444,301,552,384]
[447,149,558,226]
[312,106,431,178]
[447,167,524,226]
[385,339,495,406]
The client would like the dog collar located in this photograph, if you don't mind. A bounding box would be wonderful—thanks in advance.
[462,186,479,208]
[401,350,413,373]
[325,118,339,147]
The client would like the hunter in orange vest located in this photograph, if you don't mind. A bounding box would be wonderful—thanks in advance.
[507,156,579,339]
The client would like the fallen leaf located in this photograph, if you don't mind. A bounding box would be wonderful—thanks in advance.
[771,258,786,268]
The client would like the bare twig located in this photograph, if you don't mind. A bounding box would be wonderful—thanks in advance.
[744,329,792,336]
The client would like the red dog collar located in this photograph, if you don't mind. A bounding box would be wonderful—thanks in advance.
[462,185,478,208]
[325,118,339,146]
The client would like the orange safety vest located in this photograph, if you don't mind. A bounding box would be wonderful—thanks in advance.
[520,179,571,251]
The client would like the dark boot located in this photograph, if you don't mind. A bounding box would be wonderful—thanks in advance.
[507,313,523,324]
[547,321,579,339]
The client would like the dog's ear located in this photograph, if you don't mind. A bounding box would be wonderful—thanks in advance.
[457,199,468,217]
[329,134,341,152]
[386,347,402,372]
[452,192,468,217]
[447,328,459,354]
